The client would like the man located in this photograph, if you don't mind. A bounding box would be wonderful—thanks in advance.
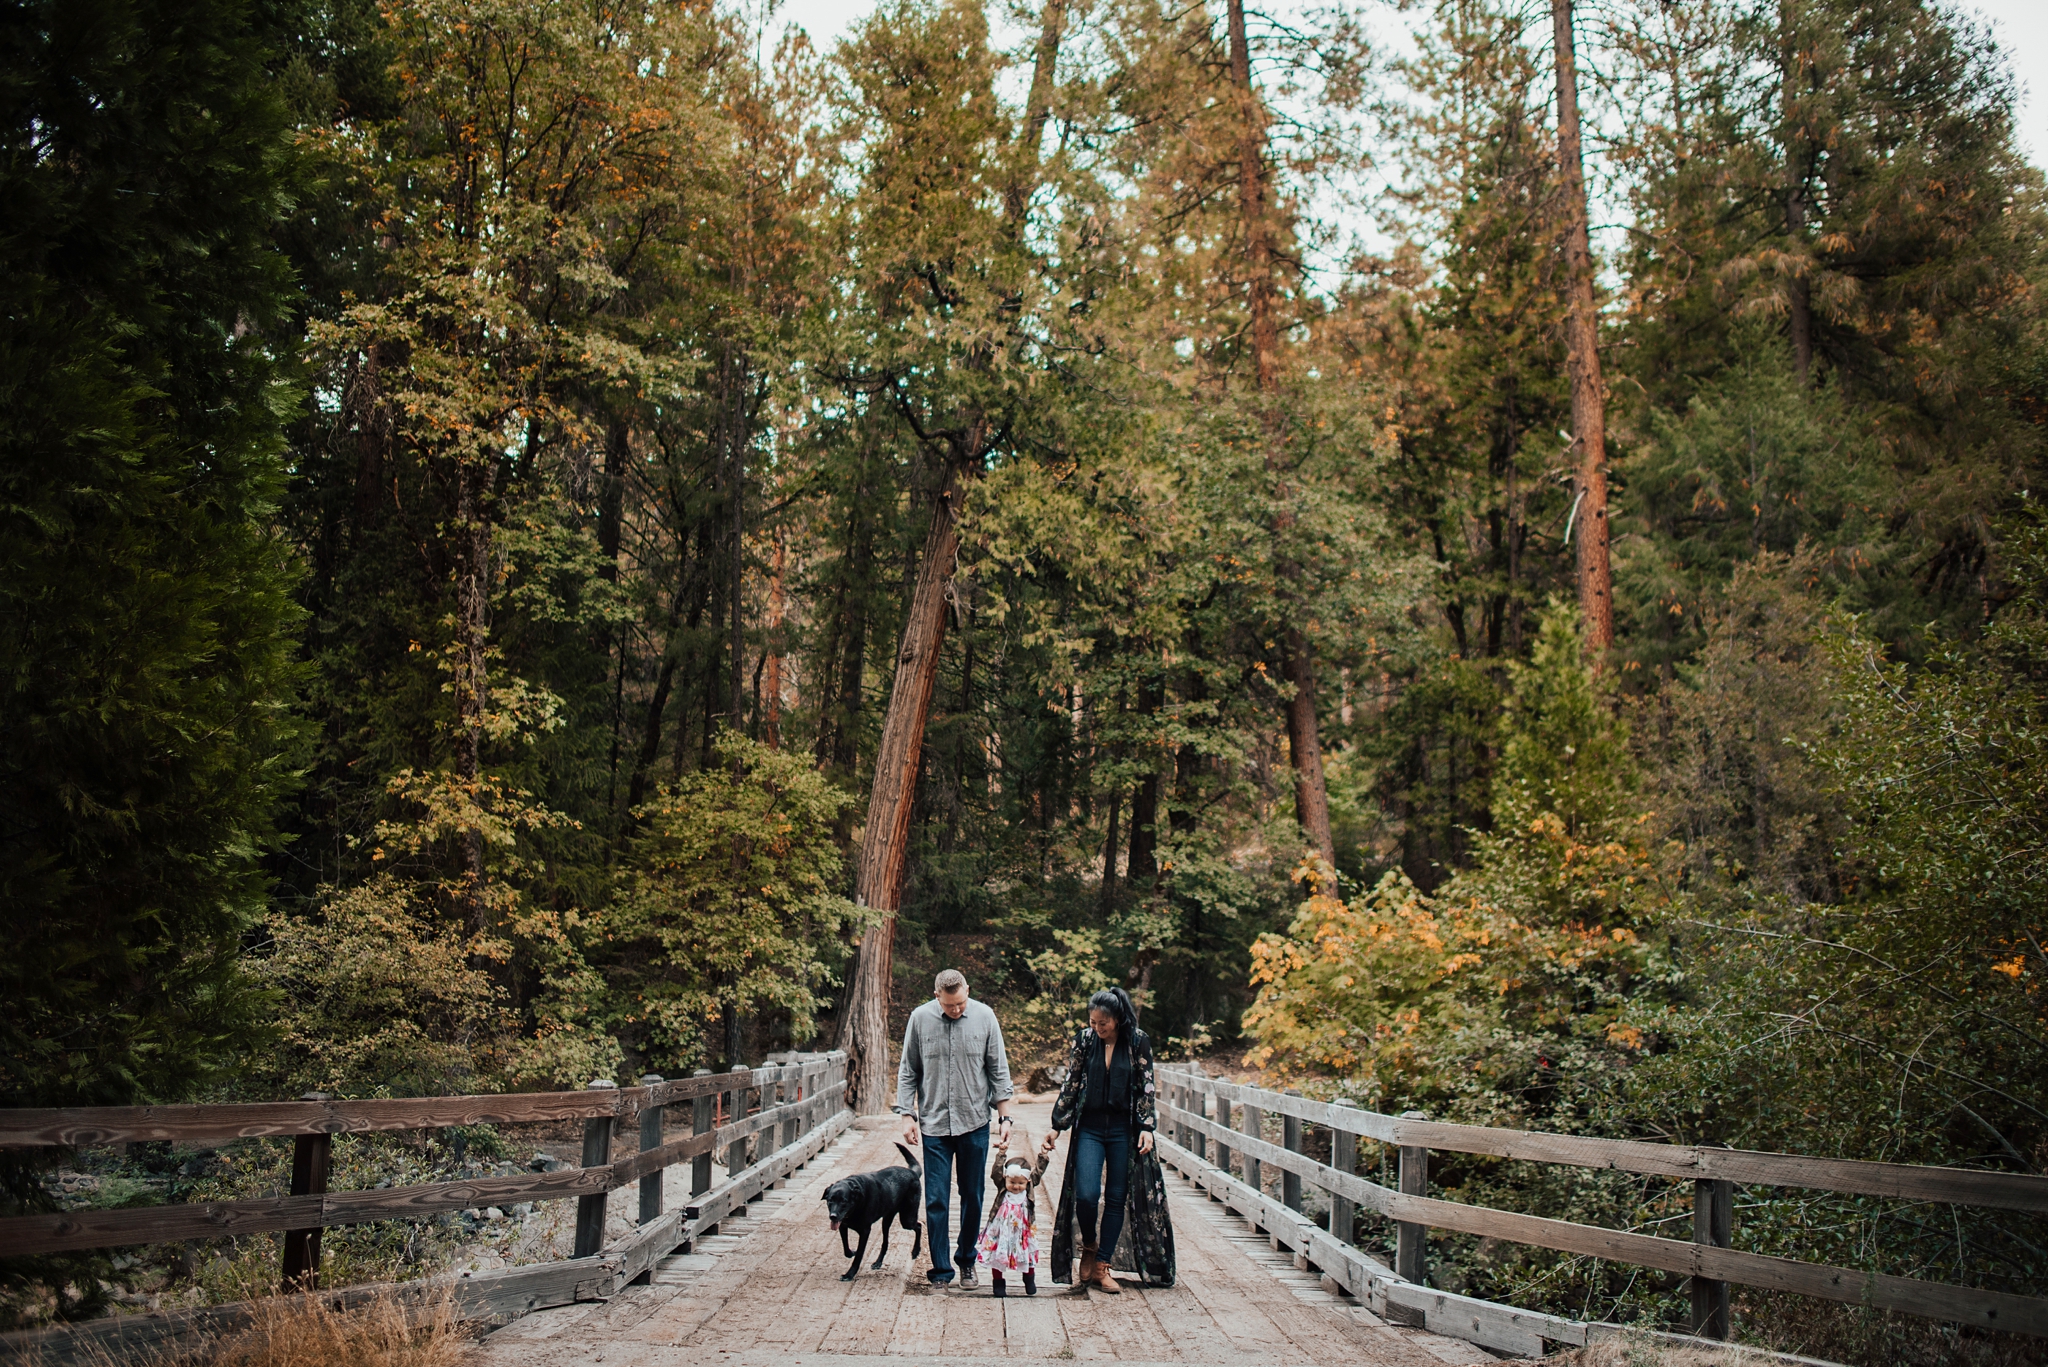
[896,968,1015,1288]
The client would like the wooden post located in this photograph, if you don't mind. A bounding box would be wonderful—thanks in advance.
[691,1068,714,1197]
[574,1078,617,1258]
[1282,1090,1304,1213]
[1329,1126,1354,1246]
[780,1064,798,1150]
[1242,1101,1263,1195]
[1215,1094,1232,1175]
[1396,1110,1428,1284]
[638,1074,665,1224]
[727,1063,750,1180]
[280,1092,330,1291]
[1691,1175,1733,1338]
[1191,1071,1209,1162]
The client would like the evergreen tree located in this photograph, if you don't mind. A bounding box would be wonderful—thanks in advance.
[0,0,304,1108]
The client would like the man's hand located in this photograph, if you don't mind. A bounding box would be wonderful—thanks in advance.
[902,1114,920,1147]
[1137,1130,1155,1156]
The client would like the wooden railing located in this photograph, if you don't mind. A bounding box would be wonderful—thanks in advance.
[1155,1064,2048,1359]
[0,1053,852,1362]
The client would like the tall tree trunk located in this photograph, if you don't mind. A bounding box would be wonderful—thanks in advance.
[763,532,785,749]
[1781,0,1814,387]
[1226,0,1336,868]
[839,482,961,1110]
[1550,0,1614,651]
[601,420,629,809]
[835,0,1070,1112]
[1099,789,1121,914]
[725,347,748,727]
[1128,678,1162,884]
[453,462,490,936]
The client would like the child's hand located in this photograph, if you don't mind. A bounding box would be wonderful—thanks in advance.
[993,1136,1008,1156]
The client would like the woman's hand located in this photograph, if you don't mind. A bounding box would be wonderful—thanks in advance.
[1040,1131,1059,1156]
[1137,1130,1155,1156]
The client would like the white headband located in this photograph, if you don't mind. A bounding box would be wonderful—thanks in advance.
[1003,1162,1032,1178]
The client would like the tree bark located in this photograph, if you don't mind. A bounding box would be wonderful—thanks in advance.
[1781,0,1814,387]
[835,0,1069,1112]
[1099,789,1121,914]
[1550,0,1614,652]
[1127,678,1162,884]
[1226,0,1336,868]
[839,482,960,1111]
[763,532,785,749]
[453,461,490,936]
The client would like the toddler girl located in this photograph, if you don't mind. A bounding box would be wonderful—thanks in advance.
[974,1128,1049,1297]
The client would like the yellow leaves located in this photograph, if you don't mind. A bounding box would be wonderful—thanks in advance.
[1605,1022,1645,1050]
[1992,956,2026,979]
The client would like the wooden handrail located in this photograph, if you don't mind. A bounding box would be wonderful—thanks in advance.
[1159,1095,2045,1336]
[0,1084,860,1366]
[1156,1065,2048,1213]
[0,1058,847,1257]
[0,1057,838,1149]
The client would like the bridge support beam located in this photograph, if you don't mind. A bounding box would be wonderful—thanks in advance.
[728,1064,751,1180]
[1396,1110,1428,1284]
[280,1091,331,1291]
[575,1079,617,1258]
[1691,1176,1732,1338]
[691,1069,714,1201]
[1329,1126,1354,1246]
[1282,1090,1304,1213]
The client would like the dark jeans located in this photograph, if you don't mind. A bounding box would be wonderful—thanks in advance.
[1073,1120,1132,1259]
[921,1124,990,1278]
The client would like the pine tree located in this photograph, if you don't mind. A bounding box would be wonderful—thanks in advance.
[0,0,304,1106]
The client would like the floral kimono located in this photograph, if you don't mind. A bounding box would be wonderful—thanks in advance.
[1047,1025,1176,1287]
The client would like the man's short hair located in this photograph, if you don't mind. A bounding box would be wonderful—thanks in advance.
[934,969,967,995]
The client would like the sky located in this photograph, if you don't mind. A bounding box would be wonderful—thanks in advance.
[770,0,2048,165]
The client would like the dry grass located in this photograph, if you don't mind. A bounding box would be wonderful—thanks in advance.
[13,1286,478,1367]
[191,1291,471,1367]
[1544,1341,1819,1367]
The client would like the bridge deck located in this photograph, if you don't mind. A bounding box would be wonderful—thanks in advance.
[477,1101,1493,1367]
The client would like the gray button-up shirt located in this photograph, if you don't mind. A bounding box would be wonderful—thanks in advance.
[894,997,1014,1137]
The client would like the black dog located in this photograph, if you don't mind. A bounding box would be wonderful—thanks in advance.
[822,1142,923,1280]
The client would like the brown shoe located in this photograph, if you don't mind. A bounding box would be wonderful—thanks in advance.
[1078,1240,1099,1286]
[1089,1259,1122,1294]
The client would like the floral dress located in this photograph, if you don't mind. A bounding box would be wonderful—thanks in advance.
[975,1148,1049,1273]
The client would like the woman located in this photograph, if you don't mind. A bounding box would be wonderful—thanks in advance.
[1040,986,1176,1291]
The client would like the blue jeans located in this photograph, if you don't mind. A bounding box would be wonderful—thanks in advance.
[1073,1121,1132,1259]
[921,1124,990,1279]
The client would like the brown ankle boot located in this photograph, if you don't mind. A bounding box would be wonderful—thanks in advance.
[1077,1240,1099,1286]
[1090,1257,1122,1294]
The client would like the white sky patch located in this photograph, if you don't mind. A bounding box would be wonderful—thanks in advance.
[767,0,2047,279]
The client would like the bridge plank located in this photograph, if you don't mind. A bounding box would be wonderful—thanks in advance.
[1002,1294,1066,1354]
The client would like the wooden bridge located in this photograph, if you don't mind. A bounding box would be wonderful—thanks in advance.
[2,1053,2043,1364]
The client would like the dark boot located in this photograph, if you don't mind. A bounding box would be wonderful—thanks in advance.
[991,1272,1006,1299]
[1023,1271,1038,1297]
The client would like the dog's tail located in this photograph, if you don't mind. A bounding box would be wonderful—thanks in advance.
[893,1141,920,1171]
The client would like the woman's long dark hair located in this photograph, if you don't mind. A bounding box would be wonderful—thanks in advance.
[1087,986,1139,1041]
